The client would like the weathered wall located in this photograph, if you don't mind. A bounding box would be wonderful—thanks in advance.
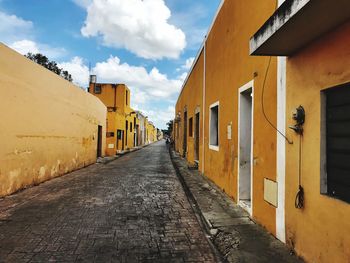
[203,0,278,234]
[89,83,135,153]
[0,43,106,197]
[175,51,204,167]
[285,21,350,263]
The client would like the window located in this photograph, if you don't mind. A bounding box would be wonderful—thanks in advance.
[321,83,350,203]
[130,123,133,132]
[189,117,193,137]
[125,121,128,145]
[209,102,219,150]
[94,84,101,94]
[106,132,114,137]
[126,90,129,105]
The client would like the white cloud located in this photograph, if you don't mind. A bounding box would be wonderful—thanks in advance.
[72,0,92,8]
[10,39,39,54]
[179,72,187,82]
[0,11,33,43]
[93,56,183,99]
[58,57,90,87]
[176,56,195,72]
[0,11,66,59]
[141,106,175,128]
[79,0,186,59]
[91,56,183,128]
[182,57,195,70]
[10,40,66,59]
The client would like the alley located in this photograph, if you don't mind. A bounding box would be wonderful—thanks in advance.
[0,142,217,263]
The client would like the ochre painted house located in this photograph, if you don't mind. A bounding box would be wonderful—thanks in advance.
[88,79,137,155]
[175,0,279,237]
[175,0,350,262]
[89,78,160,156]
[251,0,350,262]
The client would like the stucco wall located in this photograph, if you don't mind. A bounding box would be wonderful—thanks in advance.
[176,51,204,166]
[0,43,106,197]
[89,83,135,154]
[203,0,278,234]
[285,21,350,263]
[175,0,279,235]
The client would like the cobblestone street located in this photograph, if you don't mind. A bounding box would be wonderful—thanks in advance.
[0,141,217,262]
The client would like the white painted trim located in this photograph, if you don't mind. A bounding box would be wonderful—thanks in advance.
[278,0,286,7]
[237,80,254,216]
[209,101,220,109]
[209,145,219,151]
[276,56,286,243]
[239,80,255,93]
[209,101,220,151]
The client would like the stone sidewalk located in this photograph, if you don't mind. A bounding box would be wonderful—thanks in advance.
[170,148,304,263]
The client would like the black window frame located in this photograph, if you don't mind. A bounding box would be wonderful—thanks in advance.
[94,84,102,94]
[322,83,350,204]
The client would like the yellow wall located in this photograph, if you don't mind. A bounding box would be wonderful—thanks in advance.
[175,0,278,234]
[145,122,157,144]
[285,21,350,263]
[175,51,204,166]
[89,83,136,154]
[0,43,107,197]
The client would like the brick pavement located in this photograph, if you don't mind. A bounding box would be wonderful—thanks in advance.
[0,141,218,263]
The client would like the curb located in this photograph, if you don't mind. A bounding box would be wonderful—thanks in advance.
[168,146,226,263]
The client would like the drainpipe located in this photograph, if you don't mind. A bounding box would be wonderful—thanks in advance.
[202,38,207,174]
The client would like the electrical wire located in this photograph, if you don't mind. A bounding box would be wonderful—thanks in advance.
[295,135,304,209]
[261,56,293,145]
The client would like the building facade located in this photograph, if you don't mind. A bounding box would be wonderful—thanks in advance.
[136,111,147,146]
[250,0,350,262]
[175,0,279,237]
[0,43,106,197]
[88,79,137,155]
[175,0,350,262]
[89,78,160,155]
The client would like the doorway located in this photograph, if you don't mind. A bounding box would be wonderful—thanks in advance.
[97,125,102,158]
[238,83,253,214]
[183,110,188,157]
[195,112,200,162]
[125,121,128,148]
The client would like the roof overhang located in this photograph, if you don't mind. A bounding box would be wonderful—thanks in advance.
[250,0,350,56]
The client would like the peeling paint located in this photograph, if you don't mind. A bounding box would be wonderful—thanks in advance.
[0,43,106,198]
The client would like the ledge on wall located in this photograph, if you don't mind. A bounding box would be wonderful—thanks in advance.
[250,0,350,56]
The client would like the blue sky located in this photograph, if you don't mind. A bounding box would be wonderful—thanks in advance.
[0,0,221,129]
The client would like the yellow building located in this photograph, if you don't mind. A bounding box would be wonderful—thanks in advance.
[146,121,157,144]
[88,78,136,155]
[251,0,350,262]
[0,43,106,197]
[136,111,147,146]
[175,0,279,238]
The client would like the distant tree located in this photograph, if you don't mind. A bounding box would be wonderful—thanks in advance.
[165,120,173,136]
[25,53,73,82]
